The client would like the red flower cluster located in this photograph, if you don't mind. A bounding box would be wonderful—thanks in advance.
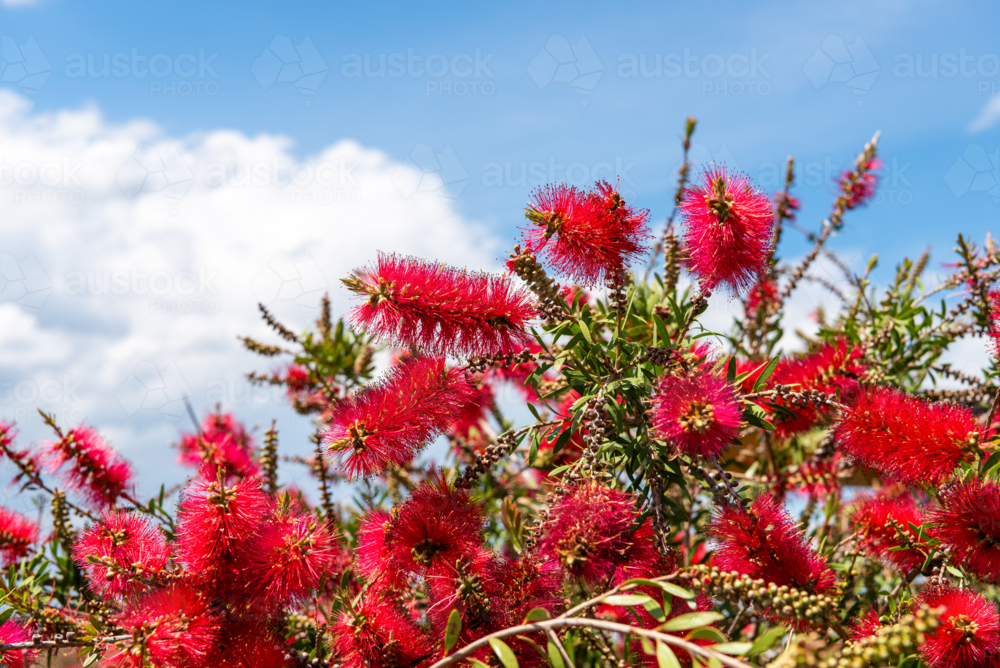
[326,356,477,478]
[848,607,881,642]
[521,181,651,285]
[178,411,258,480]
[834,386,979,486]
[931,478,1000,584]
[44,426,134,509]
[73,509,171,598]
[914,584,1000,668]
[344,253,537,358]
[680,166,774,295]
[650,370,742,460]
[851,489,927,573]
[0,620,36,668]
[709,495,836,598]
[841,158,881,210]
[0,507,38,567]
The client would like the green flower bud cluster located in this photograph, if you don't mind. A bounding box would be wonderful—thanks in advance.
[686,566,837,626]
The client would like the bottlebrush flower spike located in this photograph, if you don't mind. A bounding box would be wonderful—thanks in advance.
[383,474,483,574]
[0,507,38,567]
[331,595,434,668]
[521,181,651,285]
[44,426,134,509]
[841,158,881,210]
[650,370,742,460]
[356,510,410,591]
[0,620,37,668]
[326,356,478,478]
[930,477,1000,584]
[848,607,881,642]
[175,473,271,579]
[538,482,638,585]
[73,509,171,599]
[989,290,1000,364]
[214,625,290,668]
[680,166,774,295]
[834,386,980,486]
[343,253,537,358]
[709,495,836,595]
[108,585,221,668]
[851,489,927,573]
[914,584,1000,668]
[177,411,258,480]
[244,510,341,606]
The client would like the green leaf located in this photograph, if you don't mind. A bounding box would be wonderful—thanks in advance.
[710,642,753,655]
[658,582,695,600]
[604,594,654,606]
[528,438,539,467]
[751,356,780,392]
[660,611,725,632]
[0,608,13,625]
[686,627,726,643]
[83,651,101,668]
[547,641,565,668]
[578,319,593,345]
[489,638,520,668]
[726,356,737,383]
[444,609,462,654]
[524,607,550,622]
[748,626,787,655]
[469,660,491,668]
[643,598,667,623]
[656,641,682,668]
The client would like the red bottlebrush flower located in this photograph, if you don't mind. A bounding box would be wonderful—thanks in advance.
[744,276,778,318]
[680,167,774,295]
[214,625,291,668]
[43,426,134,509]
[841,158,881,210]
[330,596,433,668]
[494,555,564,627]
[773,192,800,222]
[244,511,341,606]
[383,475,484,574]
[108,585,221,668]
[521,181,651,285]
[930,478,1000,584]
[326,356,477,479]
[73,509,171,599]
[709,495,836,596]
[538,482,638,585]
[914,584,1000,668]
[989,290,1000,365]
[851,490,927,573]
[767,339,865,438]
[650,371,742,460]
[356,510,410,591]
[849,607,881,642]
[0,507,38,567]
[449,375,495,444]
[0,620,38,668]
[175,473,271,580]
[426,547,503,633]
[343,253,537,358]
[786,454,842,501]
[178,412,258,480]
[834,386,979,486]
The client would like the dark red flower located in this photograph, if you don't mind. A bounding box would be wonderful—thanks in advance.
[330,595,433,668]
[744,277,778,318]
[383,475,484,574]
[914,584,1000,668]
[931,478,1000,584]
[680,167,774,295]
[521,181,651,285]
[0,507,38,567]
[244,511,341,606]
[175,473,271,583]
[538,482,638,585]
[0,620,38,668]
[344,253,537,358]
[73,509,171,599]
[834,386,979,486]
[43,426,134,509]
[108,585,221,668]
[214,625,291,668]
[650,371,742,460]
[851,489,927,573]
[326,356,477,478]
[355,510,410,591]
[709,495,836,596]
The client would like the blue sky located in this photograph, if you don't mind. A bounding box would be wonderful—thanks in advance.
[1,0,998,501]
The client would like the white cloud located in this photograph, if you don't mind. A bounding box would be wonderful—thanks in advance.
[970,92,1000,133]
[0,90,497,495]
